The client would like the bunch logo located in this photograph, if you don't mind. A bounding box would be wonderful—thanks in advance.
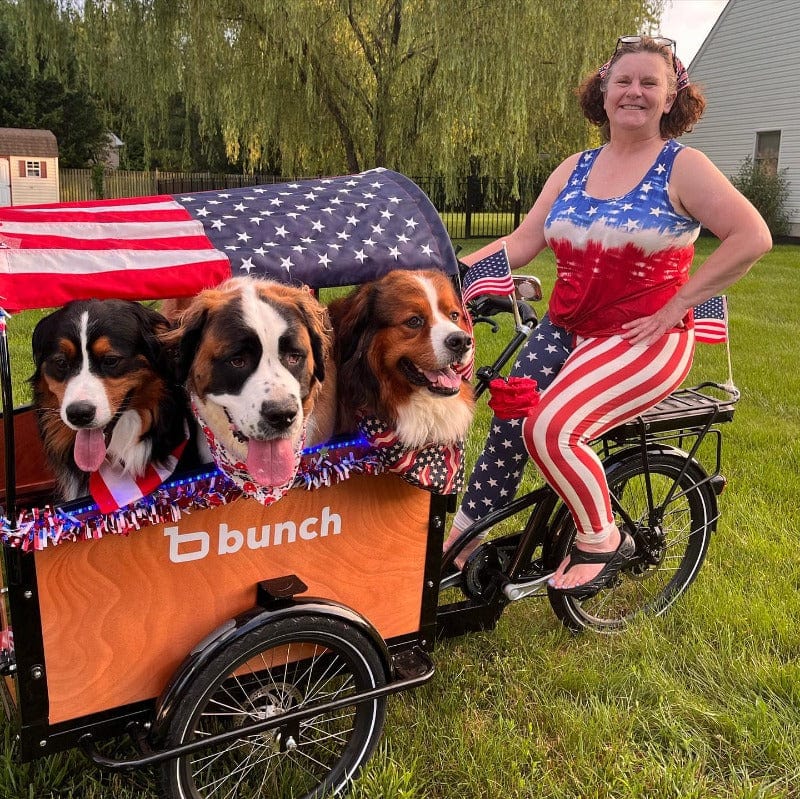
[164,505,342,563]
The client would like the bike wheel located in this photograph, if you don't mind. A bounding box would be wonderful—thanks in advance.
[548,452,716,633]
[160,614,388,799]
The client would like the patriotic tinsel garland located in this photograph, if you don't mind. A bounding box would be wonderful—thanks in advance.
[1,438,383,552]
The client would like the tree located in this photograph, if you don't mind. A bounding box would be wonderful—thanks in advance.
[0,6,109,167]
[16,0,663,187]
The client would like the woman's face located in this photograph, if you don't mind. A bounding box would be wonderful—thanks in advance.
[603,51,676,134]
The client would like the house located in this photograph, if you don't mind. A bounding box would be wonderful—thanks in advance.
[682,0,799,236]
[0,127,60,207]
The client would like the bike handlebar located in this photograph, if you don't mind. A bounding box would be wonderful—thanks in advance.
[468,294,538,327]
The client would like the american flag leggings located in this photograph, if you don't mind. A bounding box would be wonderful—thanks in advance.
[452,313,695,544]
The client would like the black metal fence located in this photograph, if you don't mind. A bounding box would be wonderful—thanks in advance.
[59,169,541,239]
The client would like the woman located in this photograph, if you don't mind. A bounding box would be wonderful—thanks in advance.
[444,35,771,598]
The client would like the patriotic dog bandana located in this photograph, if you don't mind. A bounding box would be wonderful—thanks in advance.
[358,415,465,495]
[191,399,305,506]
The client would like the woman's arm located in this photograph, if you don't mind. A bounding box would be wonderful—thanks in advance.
[622,147,772,344]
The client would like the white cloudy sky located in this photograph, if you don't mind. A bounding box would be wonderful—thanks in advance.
[658,0,729,63]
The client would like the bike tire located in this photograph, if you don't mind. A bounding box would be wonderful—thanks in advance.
[160,614,388,799]
[548,452,716,633]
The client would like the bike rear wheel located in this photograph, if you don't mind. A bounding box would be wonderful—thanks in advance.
[548,452,717,633]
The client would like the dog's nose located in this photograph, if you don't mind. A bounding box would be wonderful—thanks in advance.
[444,331,472,357]
[66,401,97,427]
[260,401,298,432]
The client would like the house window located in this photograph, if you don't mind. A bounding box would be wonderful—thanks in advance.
[755,131,781,175]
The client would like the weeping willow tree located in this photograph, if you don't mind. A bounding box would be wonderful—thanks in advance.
[15,0,662,185]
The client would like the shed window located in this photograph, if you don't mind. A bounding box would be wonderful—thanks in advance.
[755,131,781,175]
[18,160,48,178]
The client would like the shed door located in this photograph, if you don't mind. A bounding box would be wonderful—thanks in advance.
[0,159,10,206]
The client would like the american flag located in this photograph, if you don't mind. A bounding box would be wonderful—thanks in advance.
[693,295,728,344]
[460,243,515,304]
[0,168,458,313]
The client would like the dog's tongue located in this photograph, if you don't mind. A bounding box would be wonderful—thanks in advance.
[246,438,296,487]
[423,366,462,390]
[74,428,107,472]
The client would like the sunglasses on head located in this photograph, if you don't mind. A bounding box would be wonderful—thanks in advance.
[616,35,676,55]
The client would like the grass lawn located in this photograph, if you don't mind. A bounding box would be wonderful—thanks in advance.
[2,238,799,798]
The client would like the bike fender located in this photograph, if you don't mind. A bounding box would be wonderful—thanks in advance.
[545,444,718,566]
[152,596,392,742]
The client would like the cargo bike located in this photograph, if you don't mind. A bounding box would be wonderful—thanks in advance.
[0,170,739,798]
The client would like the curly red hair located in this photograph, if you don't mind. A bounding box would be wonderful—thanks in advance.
[577,36,706,140]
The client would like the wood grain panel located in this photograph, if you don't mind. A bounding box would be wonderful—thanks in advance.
[34,474,433,724]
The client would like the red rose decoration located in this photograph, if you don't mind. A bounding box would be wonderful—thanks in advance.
[487,377,540,420]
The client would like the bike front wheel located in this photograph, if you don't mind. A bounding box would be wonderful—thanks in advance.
[548,452,717,633]
[160,614,388,799]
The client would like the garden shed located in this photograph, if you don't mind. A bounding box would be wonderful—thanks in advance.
[0,127,60,207]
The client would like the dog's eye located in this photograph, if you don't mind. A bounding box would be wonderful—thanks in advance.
[449,311,461,322]
[101,355,122,370]
[283,351,303,366]
[405,316,424,329]
[229,356,247,368]
[47,354,69,377]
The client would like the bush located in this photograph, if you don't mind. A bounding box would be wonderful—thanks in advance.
[730,156,793,236]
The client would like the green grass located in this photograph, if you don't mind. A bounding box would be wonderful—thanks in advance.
[2,239,800,798]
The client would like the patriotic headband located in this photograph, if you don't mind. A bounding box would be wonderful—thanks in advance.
[598,52,690,92]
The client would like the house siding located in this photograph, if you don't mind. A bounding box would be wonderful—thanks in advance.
[682,0,800,236]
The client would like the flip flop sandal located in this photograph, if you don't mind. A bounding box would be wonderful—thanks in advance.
[554,530,637,600]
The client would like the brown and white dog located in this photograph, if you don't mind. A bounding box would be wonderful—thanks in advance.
[30,300,193,502]
[162,276,335,489]
[328,269,475,447]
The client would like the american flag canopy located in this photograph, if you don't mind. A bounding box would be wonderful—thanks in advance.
[461,244,515,304]
[693,295,728,344]
[0,168,458,312]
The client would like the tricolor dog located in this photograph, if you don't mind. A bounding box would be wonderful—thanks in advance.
[162,277,335,490]
[30,300,192,502]
[328,269,475,448]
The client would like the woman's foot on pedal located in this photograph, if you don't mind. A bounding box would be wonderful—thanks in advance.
[549,527,636,599]
[442,529,484,571]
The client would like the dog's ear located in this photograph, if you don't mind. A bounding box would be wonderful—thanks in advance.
[296,292,332,385]
[158,300,210,385]
[329,285,380,409]
[130,303,173,374]
[30,310,61,374]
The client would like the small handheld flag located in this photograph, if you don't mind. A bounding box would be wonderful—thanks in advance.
[461,242,515,304]
[693,296,728,344]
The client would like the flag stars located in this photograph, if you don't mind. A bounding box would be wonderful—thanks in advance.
[274,225,288,237]
[388,245,401,260]
[354,249,367,263]
[371,223,385,235]
[317,253,332,267]
[196,207,210,217]
[210,219,226,230]
[237,231,252,243]
[311,219,325,232]
[233,202,247,212]
[421,244,433,256]
[269,198,283,206]
[405,217,419,229]
[240,257,256,273]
